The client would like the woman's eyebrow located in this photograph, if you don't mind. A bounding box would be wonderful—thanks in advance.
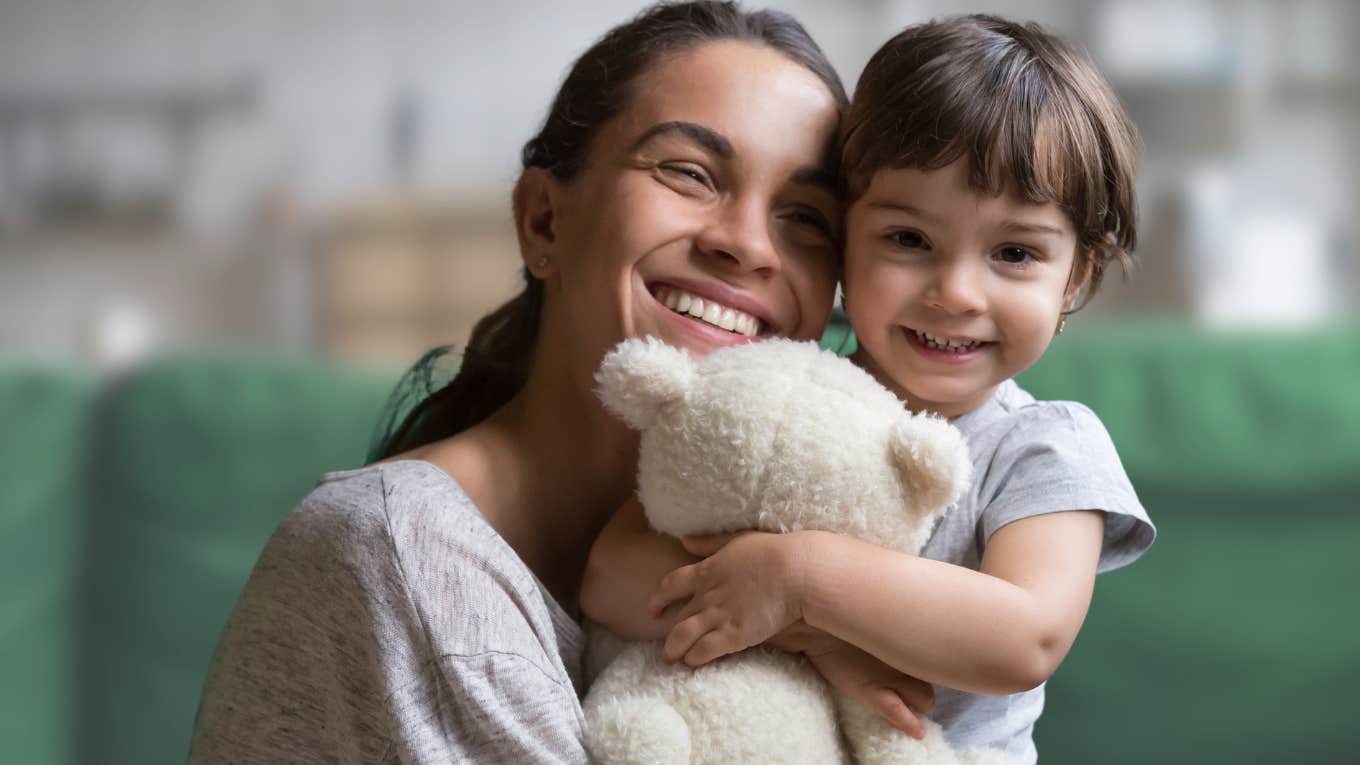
[791,166,837,194]
[631,121,733,158]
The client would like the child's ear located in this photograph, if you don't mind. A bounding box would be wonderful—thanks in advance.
[1064,248,1097,311]
[594,338,696,431]
[513,167,561,279]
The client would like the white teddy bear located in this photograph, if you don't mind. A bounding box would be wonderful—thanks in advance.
[584,337,1015,765]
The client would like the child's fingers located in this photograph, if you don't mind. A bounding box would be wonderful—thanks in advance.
[861,687,926,741]
[661,612,710,664]
[647,564,697,617]
[682,628,743,668]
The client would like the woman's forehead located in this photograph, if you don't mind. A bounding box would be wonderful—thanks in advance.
[612,41,838,159]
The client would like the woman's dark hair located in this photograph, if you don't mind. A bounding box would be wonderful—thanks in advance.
[842,14,1141,311]
[370,1,847,461]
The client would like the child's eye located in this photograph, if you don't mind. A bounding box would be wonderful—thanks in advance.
[887,229,929,250]
[995,246,1036,266]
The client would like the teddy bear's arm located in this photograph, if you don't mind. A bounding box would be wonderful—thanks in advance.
[580,497,698,641]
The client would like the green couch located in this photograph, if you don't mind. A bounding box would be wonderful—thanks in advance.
[3,322,1356,764]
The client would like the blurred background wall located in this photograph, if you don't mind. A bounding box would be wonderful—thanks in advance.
[2,0,1356,369]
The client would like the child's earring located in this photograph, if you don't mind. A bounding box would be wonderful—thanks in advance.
[1055,314,1067,336]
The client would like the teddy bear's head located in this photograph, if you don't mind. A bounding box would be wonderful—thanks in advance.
[595,338,971,555]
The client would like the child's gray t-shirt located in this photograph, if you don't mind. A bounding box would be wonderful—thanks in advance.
[188,460,589,764]
[921,379,1156,764]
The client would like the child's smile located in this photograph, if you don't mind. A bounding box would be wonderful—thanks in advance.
[843,159,1088,418]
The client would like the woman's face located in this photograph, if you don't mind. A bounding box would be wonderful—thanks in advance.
[536,40,842,378]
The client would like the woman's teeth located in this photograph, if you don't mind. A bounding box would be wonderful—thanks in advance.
[913,329,982,352]
[657,287,760,337]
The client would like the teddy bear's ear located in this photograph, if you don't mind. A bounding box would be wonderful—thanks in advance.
[888,412,973,514]
[594,337,696,431]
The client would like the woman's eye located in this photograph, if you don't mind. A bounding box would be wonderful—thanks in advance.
[887,229,928,249]
[788,209,833,236]
[660,163,711,188]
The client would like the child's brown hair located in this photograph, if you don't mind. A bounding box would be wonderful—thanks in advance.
[843,14,1141,308]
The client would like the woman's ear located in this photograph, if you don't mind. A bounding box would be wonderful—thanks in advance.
[513,167,561,278]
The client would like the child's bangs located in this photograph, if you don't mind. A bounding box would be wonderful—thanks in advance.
[914,72,1105,250]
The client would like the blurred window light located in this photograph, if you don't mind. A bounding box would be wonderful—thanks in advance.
[88,300,159,372]
[1097,0,1233,79]
[1187,166,1338,329]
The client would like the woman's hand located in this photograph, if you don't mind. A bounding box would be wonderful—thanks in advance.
[806,644,934,740]
[770,621,934,740]
[648,530,809,667]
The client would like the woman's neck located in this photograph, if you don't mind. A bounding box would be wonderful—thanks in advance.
[416,366,639,612]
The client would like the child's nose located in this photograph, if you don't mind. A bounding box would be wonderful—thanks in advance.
[926,261,986,315]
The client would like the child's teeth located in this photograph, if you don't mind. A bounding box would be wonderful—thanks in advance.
[657,287,760,337]
[916,329,980,352]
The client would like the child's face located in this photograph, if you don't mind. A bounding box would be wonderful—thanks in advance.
[843,158,1086,418]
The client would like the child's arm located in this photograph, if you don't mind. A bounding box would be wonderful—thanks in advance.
[651,510,1105,696]
[581,499,937,738]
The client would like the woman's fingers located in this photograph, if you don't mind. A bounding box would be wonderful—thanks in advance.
[859,686,927,740]
[891,675,935,718]
[647,564,697,617]
[680,532,739,557]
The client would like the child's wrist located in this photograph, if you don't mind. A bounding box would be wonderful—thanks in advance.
[784,530,835,624]
[788,529,857,632]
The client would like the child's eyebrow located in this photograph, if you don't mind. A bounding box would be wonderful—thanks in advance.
[630,121,733,159]
[865,201,943,224]
[1000,220,1066,237]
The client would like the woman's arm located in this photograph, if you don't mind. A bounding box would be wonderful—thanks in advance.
[579,497,697,640]
[654,510,1105,696]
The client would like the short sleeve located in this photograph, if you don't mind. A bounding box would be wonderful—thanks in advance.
[386,651,589,764]
[978,402,1156,573]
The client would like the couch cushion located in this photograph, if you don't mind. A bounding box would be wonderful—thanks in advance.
[82,353,396,765]
[0,360,91,765]
[1020,322,1360,763]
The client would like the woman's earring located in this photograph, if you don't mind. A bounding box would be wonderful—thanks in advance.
[536,256,549,269]
[1056,315,1067,336]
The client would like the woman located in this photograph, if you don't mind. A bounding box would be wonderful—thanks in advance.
[189,2,847,761]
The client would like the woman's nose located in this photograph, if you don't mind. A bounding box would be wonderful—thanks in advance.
[694,198,780,276]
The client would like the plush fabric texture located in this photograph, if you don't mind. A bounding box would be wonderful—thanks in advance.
[585,338,1010,764]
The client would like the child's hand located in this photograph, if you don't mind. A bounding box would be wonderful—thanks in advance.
[807,644,934,741]
[648,530,807,667]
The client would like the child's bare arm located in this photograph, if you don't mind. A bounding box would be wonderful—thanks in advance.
[579,496,698,640]
[654,510,1105,696]
[585,510,937,736]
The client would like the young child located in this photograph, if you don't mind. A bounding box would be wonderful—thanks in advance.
[581,15,1155,763]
